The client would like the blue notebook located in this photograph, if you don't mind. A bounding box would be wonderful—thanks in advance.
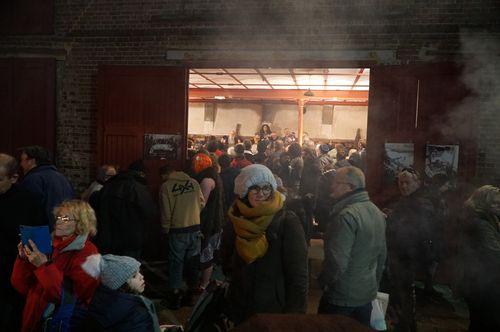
[20,225,52,254]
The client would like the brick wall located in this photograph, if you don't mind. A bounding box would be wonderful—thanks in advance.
[1,0,499,191]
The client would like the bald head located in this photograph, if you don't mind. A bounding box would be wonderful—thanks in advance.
[337,166,366,189]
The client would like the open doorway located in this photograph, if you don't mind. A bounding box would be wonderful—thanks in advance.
[187,67,370,155]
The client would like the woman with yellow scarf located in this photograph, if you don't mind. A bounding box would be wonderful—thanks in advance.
[219,164,308,325]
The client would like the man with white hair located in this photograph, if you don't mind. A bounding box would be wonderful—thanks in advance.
[386,167,445,332]
[318,166,386,327]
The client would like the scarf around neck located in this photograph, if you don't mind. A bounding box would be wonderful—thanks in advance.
[228,193,284,264]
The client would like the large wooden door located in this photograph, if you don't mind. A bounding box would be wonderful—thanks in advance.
[97,66,188,192]
[366,63,474,205]
[0,58,55,158]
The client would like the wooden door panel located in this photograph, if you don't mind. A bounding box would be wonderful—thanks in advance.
[13,59,55,152]
[0,59,13,153]
[103,133,141,169]
[367,63,474,205]
[104,78,144,126]
[0,58,55,157]
[98,65,188,189]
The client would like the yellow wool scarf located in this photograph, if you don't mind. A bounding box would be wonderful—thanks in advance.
[228,193,284,264]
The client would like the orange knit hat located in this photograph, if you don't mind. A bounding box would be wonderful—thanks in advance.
[192,153,212,174]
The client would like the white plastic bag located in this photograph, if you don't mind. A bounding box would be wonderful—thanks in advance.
[370,292,389,331]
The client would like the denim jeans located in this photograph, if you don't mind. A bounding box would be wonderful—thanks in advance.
[168,231,201,290]
[318,295,373,328]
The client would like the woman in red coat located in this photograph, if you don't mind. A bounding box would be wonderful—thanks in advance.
[11,200,100,332]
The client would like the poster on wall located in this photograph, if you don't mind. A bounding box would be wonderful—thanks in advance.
[144,134,182,160]
[384,143,415,183]
[425,144,459,179]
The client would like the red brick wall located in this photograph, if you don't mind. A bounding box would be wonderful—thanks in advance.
[0,0,499,191]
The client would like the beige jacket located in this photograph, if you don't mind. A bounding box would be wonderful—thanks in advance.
[159,171,205,233]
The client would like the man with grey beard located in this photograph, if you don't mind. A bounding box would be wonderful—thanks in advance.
[318,166,386,328]
[0,153,45,331]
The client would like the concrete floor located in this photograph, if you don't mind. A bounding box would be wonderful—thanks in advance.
[154,239,470,331]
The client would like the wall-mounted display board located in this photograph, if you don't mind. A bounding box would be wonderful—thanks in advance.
[383,143,414,183]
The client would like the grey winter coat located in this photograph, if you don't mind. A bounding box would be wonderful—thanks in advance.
[319,189,387,307]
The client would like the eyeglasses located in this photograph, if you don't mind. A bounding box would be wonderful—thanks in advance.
[248,184,273,196]
[55,215,76,224]
[400,167,419,176]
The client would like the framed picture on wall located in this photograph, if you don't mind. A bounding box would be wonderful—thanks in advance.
[383,143,414,183]
[144,134,182,160]
[425,144,459,180]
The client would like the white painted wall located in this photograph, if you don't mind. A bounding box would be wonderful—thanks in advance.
[213,103,263,136]
[188,103,206,134]
[332,105,368,140]
[188,102,368,140]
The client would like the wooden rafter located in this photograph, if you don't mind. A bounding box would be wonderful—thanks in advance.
[194,71,363,76]
[191,69,224,89]
[255,68,273,89]
[222,68,248,89]
[351,68,364,90]
[323,69,329,90]
[289,69,299,90]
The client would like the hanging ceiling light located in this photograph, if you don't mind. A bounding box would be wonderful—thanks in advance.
[304,89,314,97]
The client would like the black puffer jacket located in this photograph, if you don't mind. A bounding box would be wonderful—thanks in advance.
[220,207,308,324]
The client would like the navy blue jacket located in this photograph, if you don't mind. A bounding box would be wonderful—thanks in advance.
[86,285,158,332]
[21,164,75,226]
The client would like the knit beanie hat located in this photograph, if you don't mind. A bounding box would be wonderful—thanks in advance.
[234,164,277,198]
[192,153,212,174]
[320,144,331,154]
[81,254,140,290]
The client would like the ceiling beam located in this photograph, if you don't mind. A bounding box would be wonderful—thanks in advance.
[255,68,273,89]
[222,68,248,89]
[192,71,365,76]
[191,69,224,89]
[189,98,368,106]
[351,68,364,90]
[289,69,299,90]
[189,88,368,101]
[323,69,328,90]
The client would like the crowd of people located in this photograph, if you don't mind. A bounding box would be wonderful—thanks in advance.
[0,124,499,331]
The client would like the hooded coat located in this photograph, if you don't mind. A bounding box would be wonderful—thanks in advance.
[10,235,99,332]
[91,171,157,256]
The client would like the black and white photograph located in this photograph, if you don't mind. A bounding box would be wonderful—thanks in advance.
[383,143,414,183]
[425,144,459,179]
[144,134,182,160]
